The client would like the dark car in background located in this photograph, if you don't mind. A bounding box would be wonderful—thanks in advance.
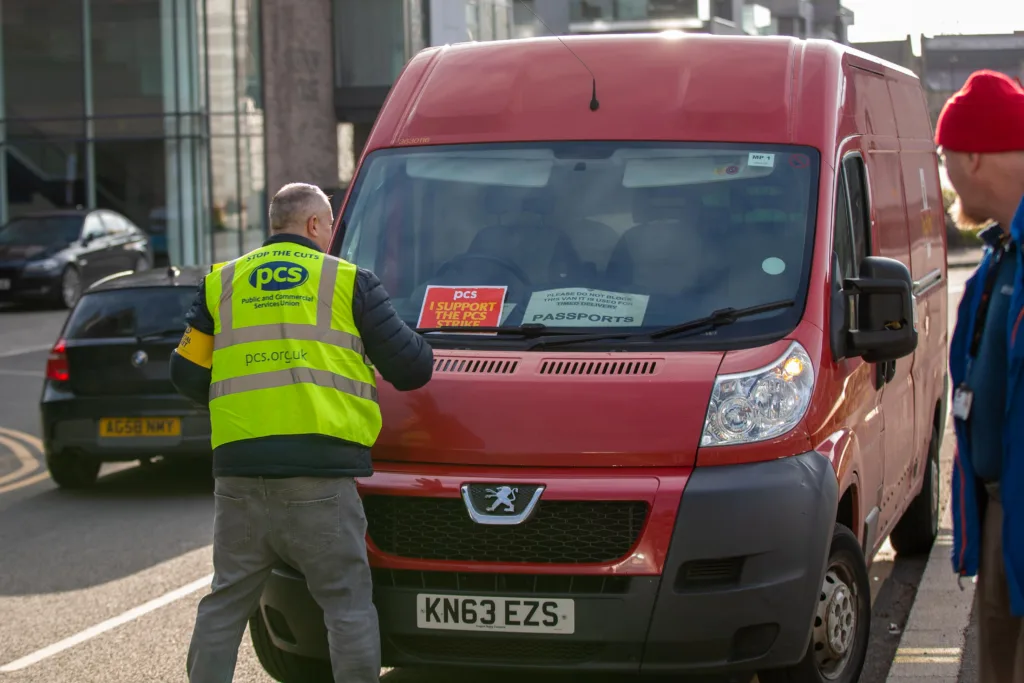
[40,265,211,488]
[0,209,153,309]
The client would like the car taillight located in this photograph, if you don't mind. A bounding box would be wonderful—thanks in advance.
[46,339,70,382]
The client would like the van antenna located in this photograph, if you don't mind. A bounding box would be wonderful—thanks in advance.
[516,0,599,111]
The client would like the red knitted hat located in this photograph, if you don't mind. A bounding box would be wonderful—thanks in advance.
[935,70,1024,153]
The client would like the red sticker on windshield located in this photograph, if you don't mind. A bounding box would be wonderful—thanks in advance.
[417,286,507,329]
[789,153,810,168]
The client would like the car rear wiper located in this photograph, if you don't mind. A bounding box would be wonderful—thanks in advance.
[138,328,187,342]
[525,299,796,350]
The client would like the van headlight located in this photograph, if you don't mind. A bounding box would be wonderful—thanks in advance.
[701,341,815,447]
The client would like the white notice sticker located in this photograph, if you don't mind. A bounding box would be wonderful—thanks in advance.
[522,288,650,327]
[748,153,776,168]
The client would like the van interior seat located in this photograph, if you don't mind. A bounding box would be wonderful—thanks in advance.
[467,188,585,287]
[604,186,706,296]
[560,217,621,275]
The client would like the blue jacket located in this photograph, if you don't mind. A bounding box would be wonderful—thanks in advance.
[949,195,1024,616]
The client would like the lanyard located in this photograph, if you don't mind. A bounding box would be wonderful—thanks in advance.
[968,235,1011,361]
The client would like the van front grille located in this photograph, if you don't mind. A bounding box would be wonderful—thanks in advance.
[364,496,648,564]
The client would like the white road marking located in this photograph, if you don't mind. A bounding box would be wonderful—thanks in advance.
[0,573,214,672]
[0,343,53,359]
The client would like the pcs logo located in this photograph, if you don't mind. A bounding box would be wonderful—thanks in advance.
[248,261,309,291]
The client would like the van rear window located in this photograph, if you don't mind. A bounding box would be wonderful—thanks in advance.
[64,288,195,340]
[337,142,819,344]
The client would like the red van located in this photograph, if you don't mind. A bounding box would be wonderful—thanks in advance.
[250,34,948,683]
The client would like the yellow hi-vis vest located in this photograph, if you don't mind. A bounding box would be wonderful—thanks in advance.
[204,242,381,450]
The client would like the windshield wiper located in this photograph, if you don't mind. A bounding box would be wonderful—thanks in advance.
[646,299,796,339]
[525,299,796,350]
[416,323,559,337]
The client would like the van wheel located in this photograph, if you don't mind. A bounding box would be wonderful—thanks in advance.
[249,610,333,683]
[890,423,941,556]
[46,452,101,489]
[759,524,870,683]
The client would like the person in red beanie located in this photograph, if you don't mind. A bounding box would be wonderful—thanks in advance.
[941,68,1024,683]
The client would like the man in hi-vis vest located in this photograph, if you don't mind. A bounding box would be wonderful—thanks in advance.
[170,183,433,683]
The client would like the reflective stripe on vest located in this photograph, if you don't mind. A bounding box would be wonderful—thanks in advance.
[212,257,366,358]
[204,244,381,450]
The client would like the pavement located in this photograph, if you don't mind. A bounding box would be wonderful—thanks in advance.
[946,248,984,269]
[0,264,983,682]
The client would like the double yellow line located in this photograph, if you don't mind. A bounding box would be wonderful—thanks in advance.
[0,426,49,495]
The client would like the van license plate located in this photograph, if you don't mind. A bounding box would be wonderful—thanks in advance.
[99,417,181,437]
[416,594,574,634]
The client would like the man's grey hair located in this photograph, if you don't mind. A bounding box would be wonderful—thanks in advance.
[268,183,332,233]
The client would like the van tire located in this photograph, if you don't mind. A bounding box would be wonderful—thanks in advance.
[759,524,870,683]
[249,610,333,683]
[890,423,941,556]
[46,452,101,489]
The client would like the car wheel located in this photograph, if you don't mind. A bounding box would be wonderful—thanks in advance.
[58,266,82,309]
[249,609,333,683]
[759,524,871,683]
[46,452,101,489]
[133,255,150,273]
[890,422,941,556]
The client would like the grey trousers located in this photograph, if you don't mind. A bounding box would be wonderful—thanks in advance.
[186,476,380,683]
[978,490,1024,683]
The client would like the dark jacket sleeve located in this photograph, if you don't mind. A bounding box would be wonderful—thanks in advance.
[184,278,215,336]
[353,269,433,391]
[169,281,213,407]
[170,352,211,407]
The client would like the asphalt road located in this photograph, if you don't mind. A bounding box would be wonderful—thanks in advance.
[0,268,975,683]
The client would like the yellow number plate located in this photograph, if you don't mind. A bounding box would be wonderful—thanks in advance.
[99,417,181,438]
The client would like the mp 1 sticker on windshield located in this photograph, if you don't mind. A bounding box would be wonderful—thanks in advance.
[522,288,650,327]
[748,152,776,169]
[417,286,507,329]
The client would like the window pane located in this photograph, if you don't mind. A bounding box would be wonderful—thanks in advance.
[571,0,614,21]
[844,157,871,268]
[237,0,266,253]
[339,142,819,338]
[334,0,406,87]
[94,140,167,244]
[3,0,86,217]
[206,0,242,262]
[833,174,855,280]
[91,0,164,138]
[2,0,85,137]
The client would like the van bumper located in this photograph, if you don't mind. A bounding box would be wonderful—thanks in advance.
[254,451,838,676]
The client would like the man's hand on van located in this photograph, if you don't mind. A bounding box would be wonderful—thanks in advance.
[354,269,433,391]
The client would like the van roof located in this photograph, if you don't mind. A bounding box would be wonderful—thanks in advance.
[369,33,925,156]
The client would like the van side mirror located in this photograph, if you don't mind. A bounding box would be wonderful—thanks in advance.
[843,256,918,363]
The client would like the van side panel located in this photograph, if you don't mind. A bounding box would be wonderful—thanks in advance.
[851,66,917,539]
[890,76,949,497]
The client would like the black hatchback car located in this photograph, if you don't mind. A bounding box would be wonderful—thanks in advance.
[40,266,210,488]
[0,209,153,309]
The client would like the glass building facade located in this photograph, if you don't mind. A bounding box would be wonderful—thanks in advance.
[0,0,265,267]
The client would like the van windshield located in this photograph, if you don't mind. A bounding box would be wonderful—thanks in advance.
[336,142,819,346]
